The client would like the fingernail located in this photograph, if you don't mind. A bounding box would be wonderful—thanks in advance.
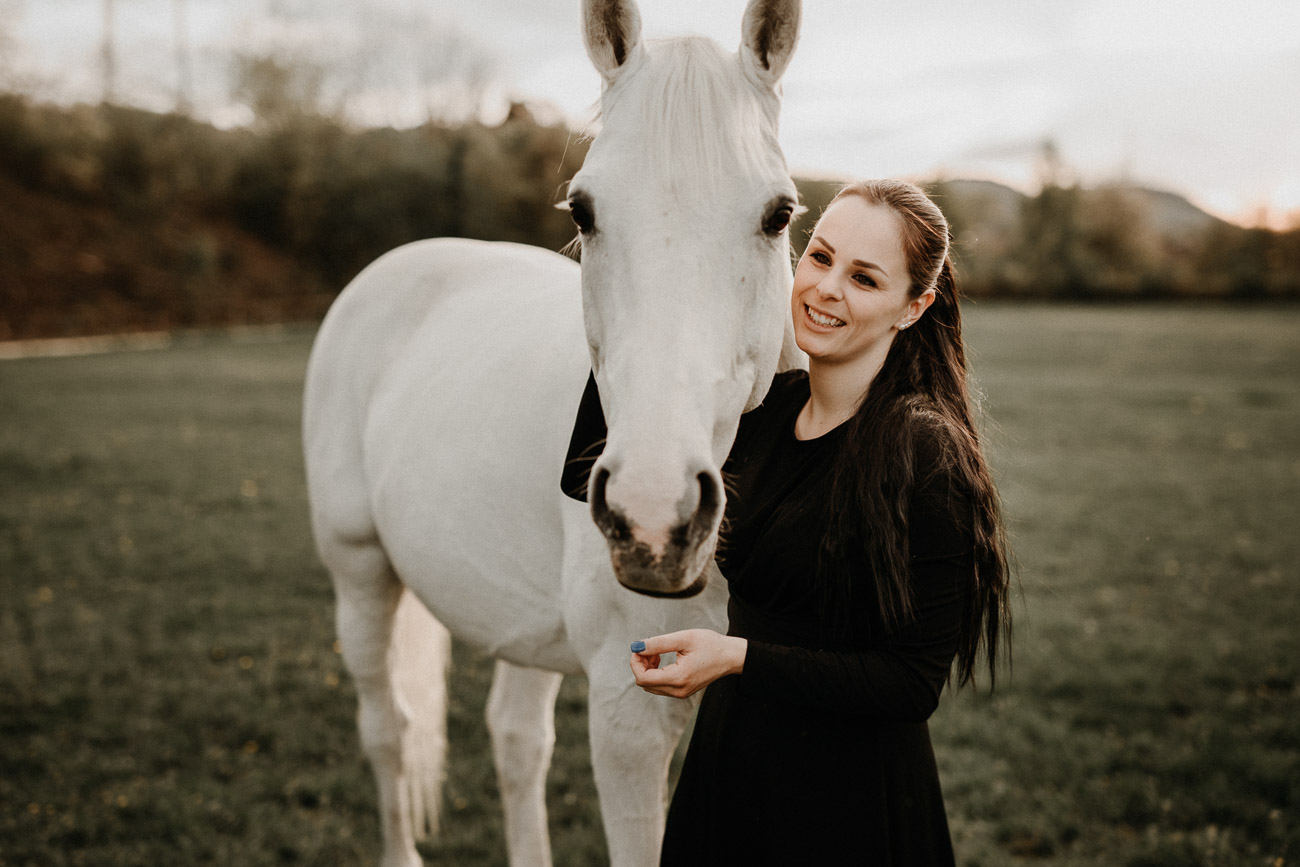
[631,640,646,653]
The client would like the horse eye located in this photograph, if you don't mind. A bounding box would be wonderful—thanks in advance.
[763,203,794,236]
[569,195,596,235]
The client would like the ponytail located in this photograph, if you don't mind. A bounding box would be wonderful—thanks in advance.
[813,182,1011,687]
[895,256,968,422]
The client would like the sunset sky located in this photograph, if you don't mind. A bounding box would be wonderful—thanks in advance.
[10,0,1300,226]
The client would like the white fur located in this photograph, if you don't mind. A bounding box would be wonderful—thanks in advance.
[303,2,802,864]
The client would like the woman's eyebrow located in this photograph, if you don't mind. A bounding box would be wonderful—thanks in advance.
[852,258,888,277]
[810,235,888,277]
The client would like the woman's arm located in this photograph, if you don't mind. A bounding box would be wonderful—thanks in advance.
[737,554,967,721]
[629,555,965,719]
[561,371,607,502]
[736,478,973,722]
[631,480,973,722]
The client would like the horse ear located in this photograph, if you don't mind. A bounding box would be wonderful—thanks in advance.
[740,0,802,87]
[582,0,644,84]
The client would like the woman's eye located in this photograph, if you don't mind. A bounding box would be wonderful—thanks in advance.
[569,197,596,234]
[810,251,830,265]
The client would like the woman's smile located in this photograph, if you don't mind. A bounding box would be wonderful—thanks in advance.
[804,303,846,328]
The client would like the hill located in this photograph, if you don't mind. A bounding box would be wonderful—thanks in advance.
[929,178,1227,254]
[0,174,330,341]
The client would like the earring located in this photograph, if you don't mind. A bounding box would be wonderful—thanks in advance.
[898,321,910,330]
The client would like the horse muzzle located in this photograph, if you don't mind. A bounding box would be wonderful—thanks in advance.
[588,465,721,597]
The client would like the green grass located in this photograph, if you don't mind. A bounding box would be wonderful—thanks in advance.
[1,307,1297,866]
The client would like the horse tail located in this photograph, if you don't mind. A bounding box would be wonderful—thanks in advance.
[391,588,452,841]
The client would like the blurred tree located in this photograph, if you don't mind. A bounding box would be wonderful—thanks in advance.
[1010,139,1171,297]
[101,0,117,105]
[1077,183,1161,296]
[231,53,328,130]
[0,0,23,91]
[173,0,194,114]
[4,94,1296,344]
[1195,221,1262,298]
[282,122,454,278]
[1017,179,1088,297]
[927,178,1023,297]
[340,1,498,125]
[1277,226,1300,296]
[233,0,500,129]
[1034,139,1070,190]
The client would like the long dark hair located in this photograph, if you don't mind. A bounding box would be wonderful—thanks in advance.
[816,179,1011,687]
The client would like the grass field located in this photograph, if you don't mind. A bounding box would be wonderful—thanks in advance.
[1,306,1297,867]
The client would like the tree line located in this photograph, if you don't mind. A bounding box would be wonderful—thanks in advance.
[0,90,1296,339]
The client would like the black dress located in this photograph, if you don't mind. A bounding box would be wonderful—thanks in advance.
[563,371,972,867]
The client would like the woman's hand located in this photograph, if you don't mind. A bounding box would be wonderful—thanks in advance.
[629,629,748,699]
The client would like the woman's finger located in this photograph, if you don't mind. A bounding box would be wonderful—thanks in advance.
[629,653,662,677]
[632,631,696,657]
[634,664,671,685]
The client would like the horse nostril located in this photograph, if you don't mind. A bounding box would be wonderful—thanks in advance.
[697,471,720,521]
[589,467,632,544]
[684,471,721,545]
[590,466,610,513]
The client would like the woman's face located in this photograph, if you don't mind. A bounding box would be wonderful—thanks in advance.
[790,196,931,370]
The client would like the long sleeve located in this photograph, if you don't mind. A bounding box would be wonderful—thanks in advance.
[561,371,606,502]
[735,480,973,722]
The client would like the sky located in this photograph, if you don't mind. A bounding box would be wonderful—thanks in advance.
[7,0,1300,227]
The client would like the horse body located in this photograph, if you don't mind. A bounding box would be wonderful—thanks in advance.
[309,239,586,667]
[304,2,803,865]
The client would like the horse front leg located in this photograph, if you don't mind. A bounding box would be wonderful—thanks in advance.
[486,659,564,867]
[586,656,697,867]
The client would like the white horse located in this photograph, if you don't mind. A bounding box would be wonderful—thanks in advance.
[303,1,803,864]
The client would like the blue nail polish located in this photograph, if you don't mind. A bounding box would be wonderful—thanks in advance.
[631,640,646,653]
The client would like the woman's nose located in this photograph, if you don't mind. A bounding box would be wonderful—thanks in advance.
[815,273,844,300]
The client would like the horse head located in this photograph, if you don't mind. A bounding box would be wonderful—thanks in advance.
[570,0,804,598]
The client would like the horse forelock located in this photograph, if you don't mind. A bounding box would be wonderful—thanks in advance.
[598,36,784,197]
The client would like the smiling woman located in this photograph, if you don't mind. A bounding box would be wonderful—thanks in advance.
[568,178,1013,865]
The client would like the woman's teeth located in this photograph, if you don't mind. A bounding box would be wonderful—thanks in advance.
[807,305,844,327]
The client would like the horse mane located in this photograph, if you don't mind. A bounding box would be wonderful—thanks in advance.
[598,36,782,195]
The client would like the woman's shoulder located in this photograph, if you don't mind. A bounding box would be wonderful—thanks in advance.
[898,399,978,516]
[730,369,809,457]
[898,396,969,465]
[876,399,973,556]
[741,368,808,423]
[731,369,806,429]
[761,368,810,410]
